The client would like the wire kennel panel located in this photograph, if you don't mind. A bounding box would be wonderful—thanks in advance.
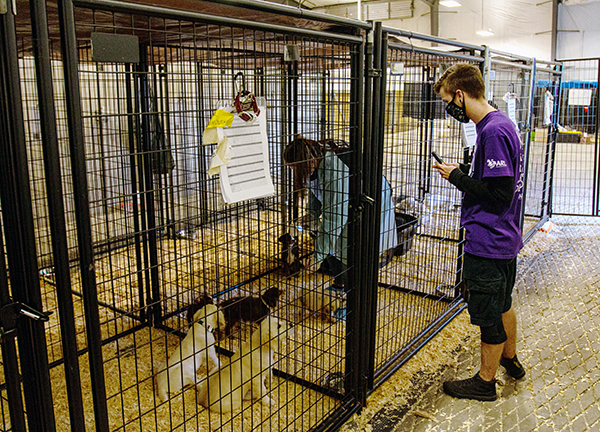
[371,30,484,383]
[487,52,543,236]
[5,0,368,430]
[552,58,600,216]
[521,60,561,239]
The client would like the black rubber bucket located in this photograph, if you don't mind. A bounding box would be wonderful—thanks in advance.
[394,212,419,256]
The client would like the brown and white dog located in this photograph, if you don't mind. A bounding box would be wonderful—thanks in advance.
[197,317,293,412]
[220,287,284,336]
[156,304,226,402]
[185,293,215,324]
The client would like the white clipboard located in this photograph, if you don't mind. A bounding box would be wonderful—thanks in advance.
[216,98,275,204]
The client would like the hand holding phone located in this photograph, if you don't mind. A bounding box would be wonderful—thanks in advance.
[432,151,445,164]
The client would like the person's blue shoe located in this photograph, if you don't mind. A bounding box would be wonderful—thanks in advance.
[326,284,345,293]
[332,307,346,321]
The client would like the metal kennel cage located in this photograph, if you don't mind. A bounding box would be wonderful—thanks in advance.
[552,58,600,216]
[366,26,484,388]
[486,50,561,238]
[1,1,372,431]
[0,1,568,431]
[522,58,561,239]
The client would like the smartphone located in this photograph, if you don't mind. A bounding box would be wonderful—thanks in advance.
[432,151,445,164]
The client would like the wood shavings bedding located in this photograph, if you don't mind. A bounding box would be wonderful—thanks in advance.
[26,207,472,431]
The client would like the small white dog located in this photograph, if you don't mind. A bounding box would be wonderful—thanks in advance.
[156,304,225,402]
[197,317,293,412]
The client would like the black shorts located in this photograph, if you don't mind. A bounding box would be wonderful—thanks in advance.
[462,253,517,327]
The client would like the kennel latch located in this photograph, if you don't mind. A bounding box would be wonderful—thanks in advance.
[0,301,53,341]
[354,194,375,212]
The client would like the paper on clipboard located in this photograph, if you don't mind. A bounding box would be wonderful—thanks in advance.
[503,92,518,127]
[461,120,478,148]
[216,98,275,204]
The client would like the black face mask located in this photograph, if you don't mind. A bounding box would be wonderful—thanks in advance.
[446,92,470,123]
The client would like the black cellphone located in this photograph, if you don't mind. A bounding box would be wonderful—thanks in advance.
[432,151,445,164]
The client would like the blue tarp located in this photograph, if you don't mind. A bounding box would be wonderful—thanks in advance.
[537,79,598,89]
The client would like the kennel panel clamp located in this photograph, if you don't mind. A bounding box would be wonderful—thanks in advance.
[367,27,484,388]
[6,0,374,430]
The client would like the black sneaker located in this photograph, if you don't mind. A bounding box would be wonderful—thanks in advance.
[443,372,497,401]
[500,354,526,379]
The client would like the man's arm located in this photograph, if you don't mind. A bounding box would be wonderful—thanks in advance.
[448,168,514,204]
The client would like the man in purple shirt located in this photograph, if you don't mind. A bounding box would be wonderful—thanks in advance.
[433,64,526,401]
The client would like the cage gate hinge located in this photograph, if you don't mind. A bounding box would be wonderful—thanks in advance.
[367,69,381,77]
[0,302,52,341]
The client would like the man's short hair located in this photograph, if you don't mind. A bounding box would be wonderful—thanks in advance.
[434,63,485,99]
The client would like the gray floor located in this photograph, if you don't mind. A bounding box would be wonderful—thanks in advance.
[370,215,600,432]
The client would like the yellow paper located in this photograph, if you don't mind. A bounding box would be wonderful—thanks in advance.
[208,137,231,176]
[203,109,234,145]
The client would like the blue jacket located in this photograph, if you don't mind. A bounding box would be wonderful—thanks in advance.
[308,152,398,266]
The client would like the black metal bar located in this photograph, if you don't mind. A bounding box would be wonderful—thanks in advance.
[125,63,147,323]
[309,400,362,432]
[345,32,366,408]
[522,216,550,243]
[377,282,456,302]
[196,0,371,30]
[72,0,366,42]
[520,60,537,233]
[556,57,600,62]
[540,71,560,220]
[546,63,564,217]
[46,323,147,370]
[373,301,467,388]
[28,0,87,429]
[382,27,483,52]
[56,0,110,430]
[136,49,161,325]
[491,58,533,71]
[364,22,387,393]
[0,4,57,431]
[0,87,26,432]
[356,29,375,403]
[387,43,484,63]
[489,48,533,63]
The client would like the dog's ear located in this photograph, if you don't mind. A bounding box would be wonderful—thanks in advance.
[262,287,283,308]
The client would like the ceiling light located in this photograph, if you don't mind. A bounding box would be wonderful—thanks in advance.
[439,0,462,7]
[476,29,495,36]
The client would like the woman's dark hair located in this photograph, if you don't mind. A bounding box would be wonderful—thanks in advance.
[283,135,350,204]
[283,135,323,199]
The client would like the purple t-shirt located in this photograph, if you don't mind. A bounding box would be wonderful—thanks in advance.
[461,110,524,259]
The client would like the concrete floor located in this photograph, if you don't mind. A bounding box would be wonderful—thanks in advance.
[358,215,600,432]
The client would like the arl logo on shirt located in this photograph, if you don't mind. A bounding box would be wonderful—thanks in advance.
[487,159,507,169]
